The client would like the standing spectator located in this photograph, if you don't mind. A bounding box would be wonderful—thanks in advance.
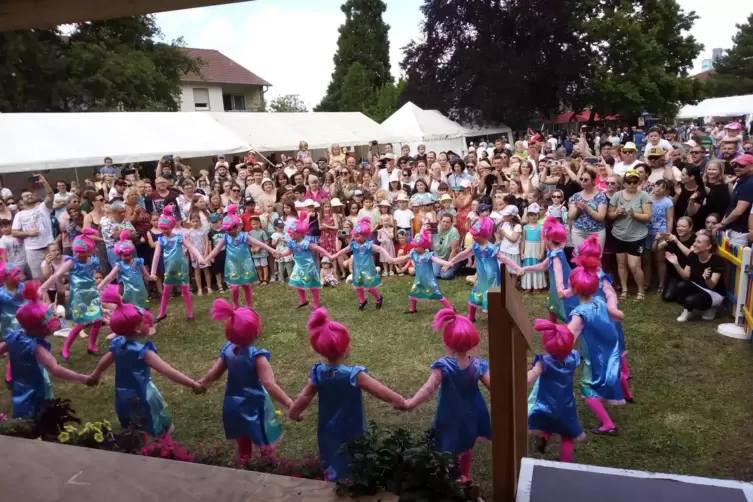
[432,215,460,279]
[11,175,55,280]
[613,142,641,176]
[305,175,329,204]
[53,181,72,220]
[685,140,708,172]
[100,199,135,268]
[0,219,27,277]
[108,178,127,202]
[124,187,152,261]
[149,177,179,218]
[177,181,207,221]
[713,154,753,245]
[568,167,608,253]
[0,178,12,201]
[83,192,108,275]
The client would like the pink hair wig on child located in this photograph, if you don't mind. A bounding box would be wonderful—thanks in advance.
[576,233,602,260]
[412,230,433,250]
[307,308,350,360]
[0,262,23,282]
[469,216,494,240]
[433,308,479,353]
[222,204,242,231]
[534,319,574,360]
[351,217,372,238]
[102,285,154,335]
[569,254,600,296]
[16,281,61,335]
[158,206,177,230]
[71,228,98,254]
[211,298,262,346]
[542,216,567,244]
[289,213,310,237]
[115,230,136,256]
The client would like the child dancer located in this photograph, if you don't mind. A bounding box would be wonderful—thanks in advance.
[0,283,92,418]
[197,299,293,463]
[288,309,404,481]
[39,229,104,358]
[0,263,28,386]
[98,231,151,308]
[518,217,578,322]
[521,204,546,293]
[150,207,203,322]
[395,310,491,482]
[275,214,334,309]
[391,230,454,314]
[201,205,276,309]
[89,286,203,437]
[527,320,584,462]
[329,217,389,310]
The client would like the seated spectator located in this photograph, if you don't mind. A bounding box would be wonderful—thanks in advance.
[432,215,460,279]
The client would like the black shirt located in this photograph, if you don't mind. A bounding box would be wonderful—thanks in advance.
[725,174,753,233]
[685,252,726,296]
[701,183,730,222]
[674,184,705,229]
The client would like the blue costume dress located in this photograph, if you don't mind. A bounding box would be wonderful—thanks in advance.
[160,234,189,286]
[546,248,578,322]
[288,239,321,289]
[311,363,367,481]
[350,241,381,289]
[220,343,282,444]
[527,351,584,439]
[224,232,259,286]
[594,270,626,355]
[4,330,52,419]
[409,250,444,300]
[117,258,147,308]
[431,357,491,454]
[571,298,624,403]
[67,256,103,324]
[470,242,501,311]
[109,336,172,436]
[0,283,27,335]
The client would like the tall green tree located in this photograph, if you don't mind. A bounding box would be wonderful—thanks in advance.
[0,16,199,112]
[315,0,392,112]
[366,80,406,123]
[708,14,753,98]
[268,94,308,112]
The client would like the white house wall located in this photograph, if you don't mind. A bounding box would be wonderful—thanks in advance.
[179,84,224,112]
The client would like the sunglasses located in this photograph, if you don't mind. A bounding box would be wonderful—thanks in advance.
[232,189,240,192]
[551,195,563,199]
[95,197,104,202]
[624,179,639,185]
[579,178,592,183]
[340,171,349,175]
[690,150,703,154]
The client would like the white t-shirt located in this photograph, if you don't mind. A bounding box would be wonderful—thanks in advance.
[0,234,26,267]
[648,165,682,183]
[547,138,558,150]
[393,208,413,229]
[613,160,641,177]
[12,203,54,251]
[377,168,392,191]
[642,139,673,158]
[53,192,71,219]
[499,223,522,255]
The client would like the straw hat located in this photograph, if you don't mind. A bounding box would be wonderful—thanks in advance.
[330,197,344,207]
[379,200,392,207]
[396,193,410,202]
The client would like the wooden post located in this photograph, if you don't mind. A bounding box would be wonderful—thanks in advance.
[488,263,534,501]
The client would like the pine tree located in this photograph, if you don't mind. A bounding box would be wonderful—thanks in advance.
[709,14,753,98]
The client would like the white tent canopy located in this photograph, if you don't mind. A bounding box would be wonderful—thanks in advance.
[0,112,251,174]
[380,102,470,155]
[462,122,513,140]
[677,94,753,119]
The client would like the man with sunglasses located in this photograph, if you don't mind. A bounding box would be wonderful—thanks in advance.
[684,140,708,171]
[714,154,753,246]
[613,142,641,177]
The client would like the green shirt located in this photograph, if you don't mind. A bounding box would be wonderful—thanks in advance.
[609,190,652,242]
[249,229,269,258]
[432,226,460,260]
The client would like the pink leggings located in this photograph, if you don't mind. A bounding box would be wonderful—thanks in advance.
[355,287,381,303]
[236,436,253,463]
[231,284,254,309]
[62,319,104,359]
[297,288,321,309]
[158,285,194,319]
[541,433,575,462]
[409,297,453,312]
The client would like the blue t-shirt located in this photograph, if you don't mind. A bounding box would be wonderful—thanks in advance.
[650,196,673,234]
[727,174,753,233]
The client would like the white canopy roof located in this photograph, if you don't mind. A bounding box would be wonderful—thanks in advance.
[211,112,398,151]
[0,112,251,173]
[380,102,470,141]
[461,122,513,138]
[677,94,753,119]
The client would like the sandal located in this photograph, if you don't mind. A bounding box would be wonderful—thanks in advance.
[619,291,628,300]
[635,293,645,301]
[656,287,663,296]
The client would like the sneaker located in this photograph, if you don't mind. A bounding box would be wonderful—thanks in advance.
[346,274,353,284]
[376,266,381,273]
[676,309,692,322]
[389,271,395,276]
[701,308,717,321]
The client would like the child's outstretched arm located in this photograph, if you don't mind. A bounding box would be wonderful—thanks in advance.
[248,236,276,255]
[38,259,73,296]
[97,266,120,291]
[35,345,92,386]
[552,255,566,297]
[400,368,442,411]
[288,380,318,421]
[90,352,115,383]
[181,236,204,263]
[140,265,152,283]
[356,372,404,406]
[144,351,204,394]
[197,357,227,389]
[448,247,473,266]
[430,256,453,268]
[309,243,333,261]
[150,241,163,278]
[527,361,544,388]
[256,355,293,409]
[391,254,411,265]
[566,314,585,342]
[601,279,625,321]
[202,239,225,263]
[329,246,352,261]
[519,255,549,274]
[0,342,7,356]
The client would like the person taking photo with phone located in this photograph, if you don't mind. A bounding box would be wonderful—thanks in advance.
[11,175,56,280]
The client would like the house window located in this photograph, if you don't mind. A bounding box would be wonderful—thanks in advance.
[193,88,210,111]
[223,94,246,111]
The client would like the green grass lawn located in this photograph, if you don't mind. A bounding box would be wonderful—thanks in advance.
[2,276,753,497]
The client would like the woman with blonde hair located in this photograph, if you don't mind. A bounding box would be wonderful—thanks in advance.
[328,144,347,165]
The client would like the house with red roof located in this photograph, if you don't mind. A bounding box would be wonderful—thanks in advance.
[179,47,272,113]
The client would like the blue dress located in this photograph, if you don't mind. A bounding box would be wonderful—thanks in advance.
[311,363,367,481]
[527,352,584,439]
[224,233,259,286]
[4,329,52,419]
[67,256,103,324]
[594,270,626,354]
[470,242,501,310]
[350,241,381,289]
[109,336,172,436]
[431,357,491,454]
[0,283,27,335]
[546,248,578,322]
[117,258,147,308]
[570,299,624,402]
[409,250,444,300]
[288,239,321,289]
[221,343,282,444]
[160,234,189,286]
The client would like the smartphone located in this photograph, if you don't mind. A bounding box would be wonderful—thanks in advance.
[26,175,40,183]
[657,232,670,240]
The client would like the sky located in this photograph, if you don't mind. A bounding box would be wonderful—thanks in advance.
[156,0,752,110]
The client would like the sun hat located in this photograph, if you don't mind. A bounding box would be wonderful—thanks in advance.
[330,198,344,207]
[294,201,305,208]
[622,142,637,152]
[459,179,471,188]
[261,178,273,186]
[440,194,453,201]
[646,145,664,158]
[304,199,315,207]
[527,203,541,214]
[396,193,410,202]
[379,200,391,207]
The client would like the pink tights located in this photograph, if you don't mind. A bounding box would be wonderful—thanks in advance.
[236,436,253,463]
[158,285,194,319]
[457,450,472,480]
[620,353,632,400]
[540,433,575,462]
[468,304,477,321]
[585,397,616,431]
[355,287,381,304]
[408,297,453,312]
[5,362,11,383]
[231,284,254,309]
[296,288,321,309]
[62,319,104,359]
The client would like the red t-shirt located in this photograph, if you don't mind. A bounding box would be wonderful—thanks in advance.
[395,242,413,256]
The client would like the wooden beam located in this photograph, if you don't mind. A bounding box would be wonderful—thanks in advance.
[0,0,248,32]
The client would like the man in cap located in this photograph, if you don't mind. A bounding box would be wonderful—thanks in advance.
[714,154,753,245]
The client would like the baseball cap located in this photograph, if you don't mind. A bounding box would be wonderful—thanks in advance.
[624,169,640,180]
[527,203,541,214]
[273,218,284,227]
[459,179,471,188]
[304,198,316,207]
[353,189,364,196]
[646,145,664,158]
[726,122,742,130]
[622,142,637,152]
[731,154,753,167]
[210,213,220,223]
[501,205,520,217]
[440,193,453,201]
[217,154,225,158]
[244,197,255,205]
[684,139,699,148]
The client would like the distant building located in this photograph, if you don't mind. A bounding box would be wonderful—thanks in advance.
[691,69,716,81]
[712,48,723,63]
[701,59,713,71]
[179,48,271,113]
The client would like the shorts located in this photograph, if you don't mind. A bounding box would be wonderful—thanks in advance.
[646,233,656,250]
[613,237,644,257]
[253,257,268,267]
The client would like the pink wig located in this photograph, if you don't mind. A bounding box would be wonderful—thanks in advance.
[469,216,494,240]
[72,228,98,254]
[307,308,350,360]
[158,206,177,230]
[576,233,602,260]
[101,285,153,335]
[289,213,310,237]
[222,204,242,231]
[412,229,433,250]
[211,298,262,346]
[16,281,61,336]
[569,254,600,296]
[352,217,372,238]
[433,308,479,353]
[0,262,23,282]
[534,319,574,360]
[114,230,136,256]
[542,216,567,244]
